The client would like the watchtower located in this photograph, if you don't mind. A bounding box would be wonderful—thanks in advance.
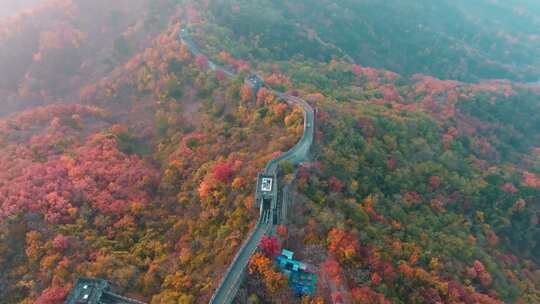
[255,173,276,209]
[245,74,264,95]
[64,278,145,304]
[255,172,278,224]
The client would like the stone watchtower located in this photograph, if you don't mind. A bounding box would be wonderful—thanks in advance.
[245,74,265,96]
[255,172,278,224]
[64,278,145,304]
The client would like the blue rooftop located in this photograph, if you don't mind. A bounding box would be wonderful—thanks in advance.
[275,249,317,296]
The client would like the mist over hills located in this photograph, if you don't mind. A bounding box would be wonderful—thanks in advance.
[0,0,42,18]
[208,0,540,82]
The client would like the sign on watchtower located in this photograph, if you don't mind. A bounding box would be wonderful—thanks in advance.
[261,177,273,192]
[255,173,275,209]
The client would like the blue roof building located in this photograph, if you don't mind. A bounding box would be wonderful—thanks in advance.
[276,249,317,296]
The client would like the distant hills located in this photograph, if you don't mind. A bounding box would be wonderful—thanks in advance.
[208,0,540,82]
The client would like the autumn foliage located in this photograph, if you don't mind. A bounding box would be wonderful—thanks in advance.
[259,236,282,258]
[0,2,305,302]
[0,132,158,222]
[248,252,288,294]
[327,228,359,262]
[1,1,539,303]
[35,287,70,304]
[288,57,539,303]
[351,287,391,304]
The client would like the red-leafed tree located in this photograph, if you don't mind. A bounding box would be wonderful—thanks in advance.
[331,291,345,304]
[213,161,234,183]
[195,54,208,69]
[215,69,226,81]
[386,159,397,171]
[500,183,518,194]
[428,176,441,188]
[259,236,282,257]
[523,171,540,188]
[418,287,443,304]
[276,225,288,240]
[328,176,344,193]
[321,258,343,286]
[371,272,382,285]
[471,260,493,288]
[35,287,69,304]
[52,234,69,251]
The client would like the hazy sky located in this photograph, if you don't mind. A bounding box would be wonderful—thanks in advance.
[0,0,43,18]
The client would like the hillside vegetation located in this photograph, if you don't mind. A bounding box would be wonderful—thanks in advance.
[0,1,539,303]
[207,0,540,82]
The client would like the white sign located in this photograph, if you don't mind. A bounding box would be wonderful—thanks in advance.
[261,178,273,192]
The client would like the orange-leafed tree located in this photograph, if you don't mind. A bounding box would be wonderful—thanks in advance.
[327,228,359,263]
[249,252,288,294]
[351,287,391,304]
[276,225,288,240]
[240,84,253,103]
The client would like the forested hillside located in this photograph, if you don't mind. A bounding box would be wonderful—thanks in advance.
[0,0,178,115]
[0,1,539,303]
[0,1,302,302]
[206,0,540,82]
